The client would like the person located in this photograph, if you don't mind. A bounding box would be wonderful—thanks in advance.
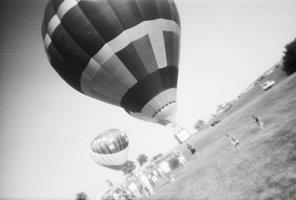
[150,161,162,180]
[159,162,175,183]
[138,182,150,197]
[125,184,137,200]
[226,133,241,148]
[252,115,264,129]
[118,185,132,200]
[187,143,197,155]
[174,152,188,166]
[146,170,157,186]
[111,190,120,200]
[127,182,140,199]
[155,168,163,180]
[139,172,154,196]
[150,172,159,185]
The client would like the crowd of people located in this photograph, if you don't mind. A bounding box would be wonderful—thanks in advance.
[100,146,197,200]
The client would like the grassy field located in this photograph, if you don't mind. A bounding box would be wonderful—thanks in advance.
[148,72,296,200]
[210,63,287,124]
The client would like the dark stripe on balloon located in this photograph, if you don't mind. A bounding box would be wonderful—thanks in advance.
[59,5,106,56]
[46,42,83,92]
[114,136,121,152]
[163,31,174,67]
[100,143,109,154]
[172,32,180,68]
[163,31,180,67]
[95,138,106,154]
[108,0,143,31]
[168,0,181,26]
[51,24,90,79]
[43,1,56,28]
[78,0,125,43]
[116,133,128,150]
[134,0,160,21]
[155,0,174,23]
[116,42,148,81]
[121,66,178,113]
[113,135,124,154]
[120,135,129,150]
[104,143,111,154]
[116,134,128,151]
[109,135,117,154]
[131,35,158,75]
[51,0,64,10]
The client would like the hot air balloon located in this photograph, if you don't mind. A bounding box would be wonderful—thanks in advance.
[42,0,181,125]
[90,129,129,170]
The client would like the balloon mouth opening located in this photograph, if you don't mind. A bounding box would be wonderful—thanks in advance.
[152,100,176,118]
[153,101,177,125]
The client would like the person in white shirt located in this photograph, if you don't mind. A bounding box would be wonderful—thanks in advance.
[226,133,241,148]
[174,152,188,166]
[139,172,154,196]
[159,162,175,182]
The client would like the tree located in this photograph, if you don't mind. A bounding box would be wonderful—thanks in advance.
[283,38,296,75]
[75,192,88,200]
[224,101,234,112]
[137,154,148,166]
[122,160,136,175]
[216,104,225,113]
[194,119,205,131]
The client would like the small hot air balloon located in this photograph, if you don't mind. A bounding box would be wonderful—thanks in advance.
[42,0,181,125]
[90,129,129,170]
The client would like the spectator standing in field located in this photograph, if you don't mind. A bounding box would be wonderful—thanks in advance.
[159,162,175,183]
[150,161,163,180]
[187,143,197,155]
[139,172,154,196]
[151,169,161,183]
[155,168,163,180]
[174,152,188,166]
[252,115,264,129]
[127,182,140,199]
[226,133,241,148]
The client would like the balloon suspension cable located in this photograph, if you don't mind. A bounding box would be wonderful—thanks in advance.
[167,121,191,137]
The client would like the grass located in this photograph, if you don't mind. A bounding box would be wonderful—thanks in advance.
[210,64,287,122]
[148,72,296,200]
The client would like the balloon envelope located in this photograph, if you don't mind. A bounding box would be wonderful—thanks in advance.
[42,0,181,125]
[90,129,129,170]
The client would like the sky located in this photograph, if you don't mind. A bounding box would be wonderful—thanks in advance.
[0,0,296,199]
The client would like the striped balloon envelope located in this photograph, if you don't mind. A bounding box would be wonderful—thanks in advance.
[42,0,181,125]
[90,129,129,170]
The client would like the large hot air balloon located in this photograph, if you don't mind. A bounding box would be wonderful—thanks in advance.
[42,0,181,125]
[90,129,129,170]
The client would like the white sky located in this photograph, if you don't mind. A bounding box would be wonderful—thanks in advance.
[0,0,296,199]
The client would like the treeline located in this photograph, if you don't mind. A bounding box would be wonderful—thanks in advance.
[283,38,296,75]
